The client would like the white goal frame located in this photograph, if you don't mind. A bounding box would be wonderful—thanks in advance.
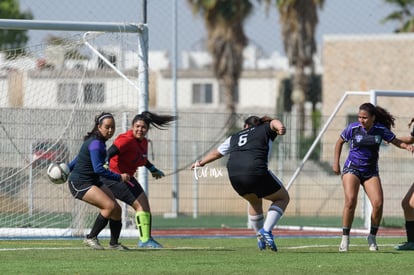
[0,18,149,238]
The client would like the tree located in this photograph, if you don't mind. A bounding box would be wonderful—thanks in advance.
[187,0,254,117]
[266,0,324,132]
[381,0,414,32]
[0,0,33,58]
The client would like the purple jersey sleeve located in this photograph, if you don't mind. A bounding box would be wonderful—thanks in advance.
[340,122,358,142]
[89,140,121,181]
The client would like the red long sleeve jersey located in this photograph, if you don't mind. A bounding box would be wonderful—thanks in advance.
[109,130,148,176]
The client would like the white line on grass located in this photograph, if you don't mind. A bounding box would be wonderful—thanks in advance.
[0,246,227,252]
[287,244,398,250]
[0,247,86,251]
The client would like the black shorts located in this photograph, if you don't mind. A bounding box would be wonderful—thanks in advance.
[342,166,379,185]
[68,180,104,200]
[229,171,283,198]
[100,176,144,206]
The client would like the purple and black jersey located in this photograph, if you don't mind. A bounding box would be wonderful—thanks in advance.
[69,136,121,183]
[340,121,395,172]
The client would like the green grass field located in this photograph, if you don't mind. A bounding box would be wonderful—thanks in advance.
[0,237,412,274]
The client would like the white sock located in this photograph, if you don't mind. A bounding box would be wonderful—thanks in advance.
[249,214,264,233]
[263,205,284,232]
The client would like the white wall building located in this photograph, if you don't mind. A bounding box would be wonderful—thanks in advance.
[0,44,291,113]
[155,68,285,114]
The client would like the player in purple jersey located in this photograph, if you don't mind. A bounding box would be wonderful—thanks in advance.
[191,115,289,252]
[68,112,130,250]
[333,103,414,252]
[394,117,414,250]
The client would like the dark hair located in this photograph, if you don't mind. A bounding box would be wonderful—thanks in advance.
[359,102,395,129]
[84,112,114,140]
[244,115,272,128]
[132,111,176,130]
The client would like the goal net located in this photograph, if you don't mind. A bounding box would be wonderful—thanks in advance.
[0,29,147,238]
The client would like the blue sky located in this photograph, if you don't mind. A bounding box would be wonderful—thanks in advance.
[18,0,398,57]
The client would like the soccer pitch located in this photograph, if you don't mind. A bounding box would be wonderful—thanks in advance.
[0,237,412,274]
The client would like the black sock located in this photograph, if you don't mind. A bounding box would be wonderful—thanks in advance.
[109,219,122,245]
[370,225,379,236]
[406,221,414,242]
[342,227,350,236]
[87,213,108,239]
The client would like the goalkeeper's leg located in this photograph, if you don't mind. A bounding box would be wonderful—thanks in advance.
[135,211,162,248]
[122,182,162,248]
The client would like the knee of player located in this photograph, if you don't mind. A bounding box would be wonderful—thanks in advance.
[108,201,122,214]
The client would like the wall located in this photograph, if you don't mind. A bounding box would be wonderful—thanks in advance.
[321,33,414,163]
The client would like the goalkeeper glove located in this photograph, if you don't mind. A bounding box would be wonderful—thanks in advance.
[148,165,165,179]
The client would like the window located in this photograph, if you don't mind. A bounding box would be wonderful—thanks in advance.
[84,83,105,103]
[219,83,239,104]
[192,83,213,104]
[57,83,78,103]
[57,82,105,104]
[347,114,358,125]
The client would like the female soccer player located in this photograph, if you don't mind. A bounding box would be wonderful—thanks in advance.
[333,103,414,252]
[394,117,414,250]
[68,112,130,250]
[101,111,176,248]
[191,115,289,252]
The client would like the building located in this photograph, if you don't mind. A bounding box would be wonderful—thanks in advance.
[0,45,289,115]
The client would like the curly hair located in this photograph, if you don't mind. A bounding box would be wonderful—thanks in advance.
[359,103,395,129]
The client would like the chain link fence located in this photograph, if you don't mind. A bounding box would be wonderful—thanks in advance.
[0,1,411,235]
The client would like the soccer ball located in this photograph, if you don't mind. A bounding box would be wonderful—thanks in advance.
[47,162,70,184]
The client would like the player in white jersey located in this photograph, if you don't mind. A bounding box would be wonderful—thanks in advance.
[191,115,289,252]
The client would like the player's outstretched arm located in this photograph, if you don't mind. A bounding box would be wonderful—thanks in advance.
[390,137,414,152]
[145,161,165,179]
[396,135,414,145]
[191,149,223,169]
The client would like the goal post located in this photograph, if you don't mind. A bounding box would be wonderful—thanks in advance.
[0,19,143,32]
[0,19,149,238]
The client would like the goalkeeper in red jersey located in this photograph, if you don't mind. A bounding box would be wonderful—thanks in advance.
[101,111,176,248]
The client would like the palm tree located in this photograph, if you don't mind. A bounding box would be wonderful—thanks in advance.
[381,0,414,32]
[0,0,33,58]
[187,0,254,117]
[266,0,324,132]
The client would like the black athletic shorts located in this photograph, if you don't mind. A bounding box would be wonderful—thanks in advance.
[68,180,104,200]
[101,176,144,206]
[342,165,379,185]
[229,171,283,198]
